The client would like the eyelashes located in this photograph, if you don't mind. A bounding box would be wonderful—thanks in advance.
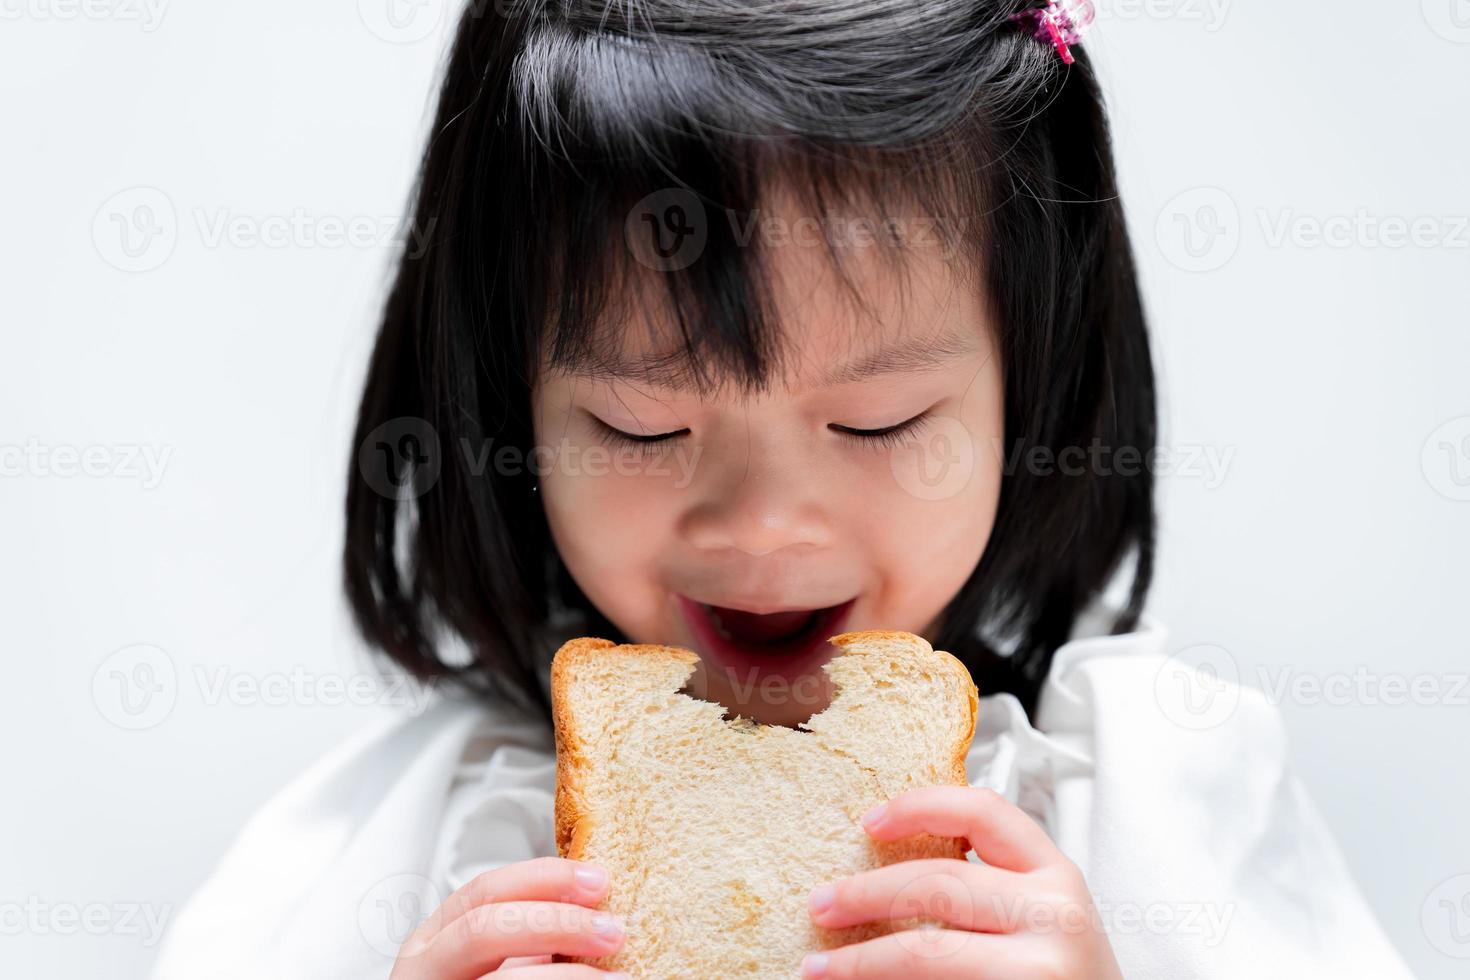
[590,419,692,456]
[589,411,932,454]
[828,411,933,450]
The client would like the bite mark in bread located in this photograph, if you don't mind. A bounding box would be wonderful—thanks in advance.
[551,629,978,978]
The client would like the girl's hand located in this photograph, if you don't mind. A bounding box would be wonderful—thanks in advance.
[389,856,629,980]
[803,787,1125,980]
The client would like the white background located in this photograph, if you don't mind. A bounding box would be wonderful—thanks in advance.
[2,1,1467,977]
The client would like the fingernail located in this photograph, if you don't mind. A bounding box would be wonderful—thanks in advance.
[802,952,830,978]
[605,973,631,980]
[808,883,835,917]
[575,865,608,891]
[591,913,623,939]
[861,802,888,828]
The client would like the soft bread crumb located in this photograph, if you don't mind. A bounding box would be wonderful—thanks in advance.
[551,630,979,978]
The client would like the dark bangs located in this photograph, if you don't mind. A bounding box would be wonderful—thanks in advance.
[345,0,1157,719]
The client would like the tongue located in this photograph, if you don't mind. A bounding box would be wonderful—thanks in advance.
[710,606,818,643]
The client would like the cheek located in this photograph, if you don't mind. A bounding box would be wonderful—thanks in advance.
[860,447,1001,634]
[533,383,655,616]
[543,463,675,555]
[538,451,685,631]
[854,384,1004,633]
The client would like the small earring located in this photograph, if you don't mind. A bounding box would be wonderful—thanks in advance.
[532,483,539,494]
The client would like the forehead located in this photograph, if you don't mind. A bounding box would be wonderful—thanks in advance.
[554,181,991,395]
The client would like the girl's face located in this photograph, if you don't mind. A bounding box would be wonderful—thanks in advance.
[532,190,1004,726]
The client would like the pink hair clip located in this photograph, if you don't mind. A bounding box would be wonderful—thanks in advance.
[1009,0,1095,65]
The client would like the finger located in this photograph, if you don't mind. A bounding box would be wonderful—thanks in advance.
[403,857,609,951]
[861,786,1059,872]
[800,928,1028,980]
[495,964,629,980]
[499,955,553,969]
[407,900,624,980]
[808,857,1027,933]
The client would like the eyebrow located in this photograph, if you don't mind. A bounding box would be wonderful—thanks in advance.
[570,327,981,392]
[819,328,981,386]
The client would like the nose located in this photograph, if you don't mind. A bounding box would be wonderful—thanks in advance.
[677,432,835,557]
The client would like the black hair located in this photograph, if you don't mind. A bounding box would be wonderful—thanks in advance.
[345,0,1157,720]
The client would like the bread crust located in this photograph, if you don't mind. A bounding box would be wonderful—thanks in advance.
[826,629,977,788]
[551,629,978,861]
[550,637,701,861]
[550,630,980,974]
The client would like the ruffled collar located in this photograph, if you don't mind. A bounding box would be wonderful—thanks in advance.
[967,607,1169,833]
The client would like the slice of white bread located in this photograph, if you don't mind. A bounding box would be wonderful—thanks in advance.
[550,629,979,978]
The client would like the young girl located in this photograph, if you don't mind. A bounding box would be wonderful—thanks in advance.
[153,1,1414,978]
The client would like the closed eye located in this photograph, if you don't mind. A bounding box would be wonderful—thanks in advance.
[828,411,932,449]
[590,411,932,452]
[591,417,690,450]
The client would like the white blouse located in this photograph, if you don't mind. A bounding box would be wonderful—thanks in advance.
[150,608,1415,979]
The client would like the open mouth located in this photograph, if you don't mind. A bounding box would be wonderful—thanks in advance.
[675,595,856,680]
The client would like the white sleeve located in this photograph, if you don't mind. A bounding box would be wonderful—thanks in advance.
[1035,643,1415,979]
[148,698,505,980]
